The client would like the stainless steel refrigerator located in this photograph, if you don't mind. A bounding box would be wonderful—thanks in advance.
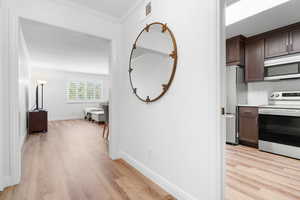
[226,66,247,144]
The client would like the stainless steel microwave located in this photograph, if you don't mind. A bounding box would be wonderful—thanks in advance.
[264,54,300,81]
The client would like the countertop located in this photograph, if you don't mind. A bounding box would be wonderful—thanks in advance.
[239,104,300,109]
[238,104,260,107]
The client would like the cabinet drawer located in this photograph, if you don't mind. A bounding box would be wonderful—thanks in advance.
[239,107,258,117]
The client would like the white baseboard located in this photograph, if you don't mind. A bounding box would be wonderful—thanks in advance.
[49,116,82,121]
[0,176,14,191]
[120,151,198,200]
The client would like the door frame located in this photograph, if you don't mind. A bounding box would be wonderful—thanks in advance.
[2,2,121,190]
[216,0,226,199]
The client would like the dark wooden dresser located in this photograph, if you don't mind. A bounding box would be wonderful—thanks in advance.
[28,110,48,134]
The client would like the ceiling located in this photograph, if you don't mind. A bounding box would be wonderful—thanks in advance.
[65,0,141,18]
[226,0,240,6]
[21,19,110,75]
[226,0,300,38]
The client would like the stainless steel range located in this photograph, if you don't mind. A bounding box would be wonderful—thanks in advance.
[259,91,300,159]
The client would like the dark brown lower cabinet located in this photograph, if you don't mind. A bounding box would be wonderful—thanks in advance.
[28,110,48,134]
[238,107,258,148]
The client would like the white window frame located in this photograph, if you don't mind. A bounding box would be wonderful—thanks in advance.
[66,80,103,103]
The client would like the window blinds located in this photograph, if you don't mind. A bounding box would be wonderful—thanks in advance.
[67,81,103,102]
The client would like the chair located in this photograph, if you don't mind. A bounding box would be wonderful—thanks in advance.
[102,104,109,140]
[90,110,105,122]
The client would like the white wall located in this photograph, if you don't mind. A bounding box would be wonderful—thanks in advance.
[248,79,300,105]
[119,0,223,199]
[19,27,31,150]
[30,68,110,121]
[0,0,122,191]
[0,2,6,191]
[0,2,12,190]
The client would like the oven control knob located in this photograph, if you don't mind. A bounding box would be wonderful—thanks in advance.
[271,94,274,98]
[275,94,280,98]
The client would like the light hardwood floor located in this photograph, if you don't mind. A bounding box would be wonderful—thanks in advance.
[0,120,174,200]
[226,145,300,200]
[1,120,300,200]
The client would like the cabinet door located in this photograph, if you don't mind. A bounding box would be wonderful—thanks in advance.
[226,36,245,66]
[289,28,300,54]
[239,107,258,147]
[265,32,289,58]
[226,39,239,64]
[245,39,264,82]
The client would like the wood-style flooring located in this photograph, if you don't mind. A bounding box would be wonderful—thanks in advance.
[0,120,174,200]
[1,120,300,200]
[226,145,300,200]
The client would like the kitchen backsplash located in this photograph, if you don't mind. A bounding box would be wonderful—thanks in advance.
[248,79,300,105]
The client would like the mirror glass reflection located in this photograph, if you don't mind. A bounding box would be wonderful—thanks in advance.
[130,23,176,102]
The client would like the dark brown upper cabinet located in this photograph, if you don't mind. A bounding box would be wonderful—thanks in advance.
[245,39,265,82]
[232,22,300,82]
[289,28,300,54]
[226,35,246,66]
[265,31,289,58]
[264,26,300,58]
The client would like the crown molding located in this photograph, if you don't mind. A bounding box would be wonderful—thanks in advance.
[120,0,144,23]
[50,0,121,24]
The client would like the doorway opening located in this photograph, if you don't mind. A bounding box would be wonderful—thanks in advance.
[17,17,114,189]
[224,0,300,199]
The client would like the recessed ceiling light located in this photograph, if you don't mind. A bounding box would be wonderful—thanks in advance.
[226,0,291,26]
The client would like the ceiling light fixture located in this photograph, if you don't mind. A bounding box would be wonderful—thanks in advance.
[226,0,291,26]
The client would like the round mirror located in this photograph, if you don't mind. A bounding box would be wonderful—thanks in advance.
[129,22,178,103]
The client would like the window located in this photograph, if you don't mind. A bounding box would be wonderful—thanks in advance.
[67,81,103,102]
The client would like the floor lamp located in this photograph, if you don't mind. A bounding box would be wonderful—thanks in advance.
[36,80,47,110]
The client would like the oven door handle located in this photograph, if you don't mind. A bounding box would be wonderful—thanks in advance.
[259,108,300,117]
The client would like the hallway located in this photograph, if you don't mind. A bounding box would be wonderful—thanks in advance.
[0,120,174,200]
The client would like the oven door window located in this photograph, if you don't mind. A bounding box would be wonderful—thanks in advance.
[259,114,300,147]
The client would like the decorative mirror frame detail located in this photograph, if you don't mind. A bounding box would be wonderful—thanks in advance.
[128,22,178,103]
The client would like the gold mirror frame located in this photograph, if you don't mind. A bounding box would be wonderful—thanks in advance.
[129,22,178,103]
